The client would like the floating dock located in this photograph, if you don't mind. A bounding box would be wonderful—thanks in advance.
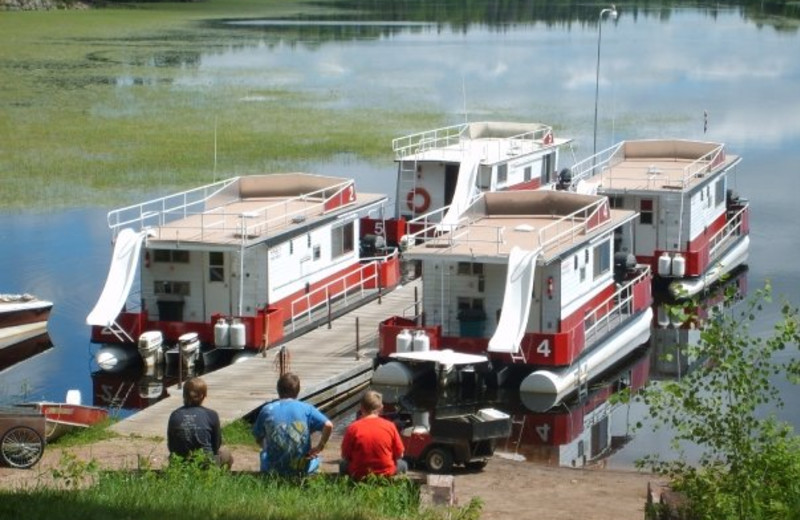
[111,279,421,438]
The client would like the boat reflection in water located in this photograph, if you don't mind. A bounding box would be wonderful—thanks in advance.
[0,331,53,374]
[374,267,749,469]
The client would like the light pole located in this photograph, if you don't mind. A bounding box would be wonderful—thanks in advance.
[593,4,618,162]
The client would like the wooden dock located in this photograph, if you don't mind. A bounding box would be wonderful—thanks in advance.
[111,278,421,438]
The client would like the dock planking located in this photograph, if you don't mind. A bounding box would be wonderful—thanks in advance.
[111,278,421,438]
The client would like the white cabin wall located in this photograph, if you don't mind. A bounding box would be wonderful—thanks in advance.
[559,238,614,319]
[235,247,267,316]
[141,249,205,322]
[688,177,727,241]
[267,221,360,304]
[498,155,546,190]
[658,193,684,251]
[416,162,445,211]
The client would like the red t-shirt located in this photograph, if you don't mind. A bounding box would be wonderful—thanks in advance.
[341,415,404,480]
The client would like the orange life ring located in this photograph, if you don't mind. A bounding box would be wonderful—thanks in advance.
[406,187,431,213]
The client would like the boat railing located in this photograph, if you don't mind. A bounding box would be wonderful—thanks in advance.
[107,178,239,234]
[109,178,355,243]
[568,142,626,185]
[583,266,651,346]
[409,197,610,256]
[288,249,397,333]
[392,123,553,160]
[679,144,725,188]
[708,203,749,260]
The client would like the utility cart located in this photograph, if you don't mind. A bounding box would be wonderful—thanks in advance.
[0,406,46,469]
[397,408,511,473]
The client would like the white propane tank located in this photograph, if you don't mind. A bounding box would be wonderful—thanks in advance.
[214,318,230,348]
[671,253,686,278]
[412,330,430,352]
[229,319,246,349]
[396,329,413,353]
[658,252,672,277]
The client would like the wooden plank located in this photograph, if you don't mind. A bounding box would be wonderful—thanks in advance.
[110,279,421,438]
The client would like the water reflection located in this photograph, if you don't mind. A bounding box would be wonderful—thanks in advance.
[0,332,53,375]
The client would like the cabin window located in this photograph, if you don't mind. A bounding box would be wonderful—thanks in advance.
[593,240,611,278]
[497,164,508,185]
[331,222,355,258]
[289,240,294,255]
[639,199,654,225]
[152,249,189,264]
[457,298,485,311]
[524,166,532,182]
[307,233,312,247]
[609,196,624,209]
[313,245,321,261]
[715,179,725,207]
[208,252,224,282]
[457,262,484,276]
[154,281,190,296]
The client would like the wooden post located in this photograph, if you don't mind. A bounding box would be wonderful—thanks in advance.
[355,317,360,360]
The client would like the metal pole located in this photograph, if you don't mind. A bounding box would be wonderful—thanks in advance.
[414,285,420,325]
[327,294,332,329]
[355,317,360,360]
[593,5,618,167]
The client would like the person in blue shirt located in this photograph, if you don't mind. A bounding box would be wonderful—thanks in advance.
[252,372,333,476]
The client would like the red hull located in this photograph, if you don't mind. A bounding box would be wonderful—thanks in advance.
[20,402,109,441]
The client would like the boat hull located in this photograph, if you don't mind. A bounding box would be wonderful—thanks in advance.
[668,235,750,298]
[17,402,109,442]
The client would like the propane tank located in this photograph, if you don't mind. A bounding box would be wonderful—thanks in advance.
[671,253,686,278]
[412,330,430,352]
[658,252,672,277]
[214,318,230,348]
[657,305,670,329]
[396,329,413,353]
[229,318,246,349]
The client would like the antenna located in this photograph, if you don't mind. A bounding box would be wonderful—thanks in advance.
[462,75,468,124]
[213,116,218,182]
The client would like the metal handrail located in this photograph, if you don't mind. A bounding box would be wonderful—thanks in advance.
[392,124,554,160]
[288,249,398,332]
[583,267,650,341]
[708,203,749,259]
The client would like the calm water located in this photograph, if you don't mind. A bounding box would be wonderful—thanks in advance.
[2,5,799,468]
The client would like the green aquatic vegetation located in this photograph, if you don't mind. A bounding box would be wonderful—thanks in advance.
[0,1,443,210]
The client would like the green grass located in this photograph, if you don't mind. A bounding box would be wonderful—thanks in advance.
[221,418,257,446]
[46,418,119,448]
[0,0,443,210]
[0,458,482,520]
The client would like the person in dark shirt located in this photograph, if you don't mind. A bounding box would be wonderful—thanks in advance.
[167,377,233,468]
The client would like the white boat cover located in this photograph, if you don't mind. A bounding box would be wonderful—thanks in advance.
[389,349,488,366]
[437,149,481,231]
[488,247,539,354]
[86,228,146,327]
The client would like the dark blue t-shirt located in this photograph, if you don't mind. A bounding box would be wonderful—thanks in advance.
[167,405,221,458]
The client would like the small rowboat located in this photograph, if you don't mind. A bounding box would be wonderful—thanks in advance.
[18,390,108,442]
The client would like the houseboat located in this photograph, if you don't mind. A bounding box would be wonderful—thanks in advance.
[87,173,400,367]
[566,139,749,298]
[374,189,653,397]
[361,121,573,247]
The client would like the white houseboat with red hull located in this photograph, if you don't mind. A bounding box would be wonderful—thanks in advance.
[87,173,400,365]
[362,121,573,246]
[374,189,652,397]
[567,139,749,298]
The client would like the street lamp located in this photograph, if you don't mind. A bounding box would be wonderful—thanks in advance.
[593,4,618,161]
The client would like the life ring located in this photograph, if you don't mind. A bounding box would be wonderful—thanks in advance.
[406,187,431,213]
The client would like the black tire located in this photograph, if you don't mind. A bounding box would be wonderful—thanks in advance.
[424,446,453,474]
[1,426,45,469]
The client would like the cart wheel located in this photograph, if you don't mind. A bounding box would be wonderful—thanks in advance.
[1,426,45,469]
[425,446,453,474]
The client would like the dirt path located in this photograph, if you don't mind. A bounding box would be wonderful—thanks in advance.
[0,435,654,518]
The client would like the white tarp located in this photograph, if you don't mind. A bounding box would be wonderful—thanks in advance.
[86,228,145,327]
[390,349,489,366]
[437,150,481,231]
[488,247,539,354]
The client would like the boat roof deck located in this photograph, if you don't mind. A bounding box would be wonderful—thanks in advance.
[405,191,636,263]
[119,173,385,247]
[578,139,740,194]
[393,121,570,165]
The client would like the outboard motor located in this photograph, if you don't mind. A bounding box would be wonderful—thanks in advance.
[556,168,572,190]
[613,252,637,283]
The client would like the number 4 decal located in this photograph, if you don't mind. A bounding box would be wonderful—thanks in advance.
[536,339,551,357]
[536,423,551,442]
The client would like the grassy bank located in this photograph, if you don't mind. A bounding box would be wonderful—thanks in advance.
[0,0,441,210]
[0,456,481,519]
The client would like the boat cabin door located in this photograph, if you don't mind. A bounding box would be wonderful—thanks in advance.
[633,198,658,259]
[204,251,232,317]
[444,163,459,207]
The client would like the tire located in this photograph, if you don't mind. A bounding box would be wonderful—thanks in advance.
[424,446,453,474]
[1,426,45,469]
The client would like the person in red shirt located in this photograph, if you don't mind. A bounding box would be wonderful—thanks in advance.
[340,390,408,480]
